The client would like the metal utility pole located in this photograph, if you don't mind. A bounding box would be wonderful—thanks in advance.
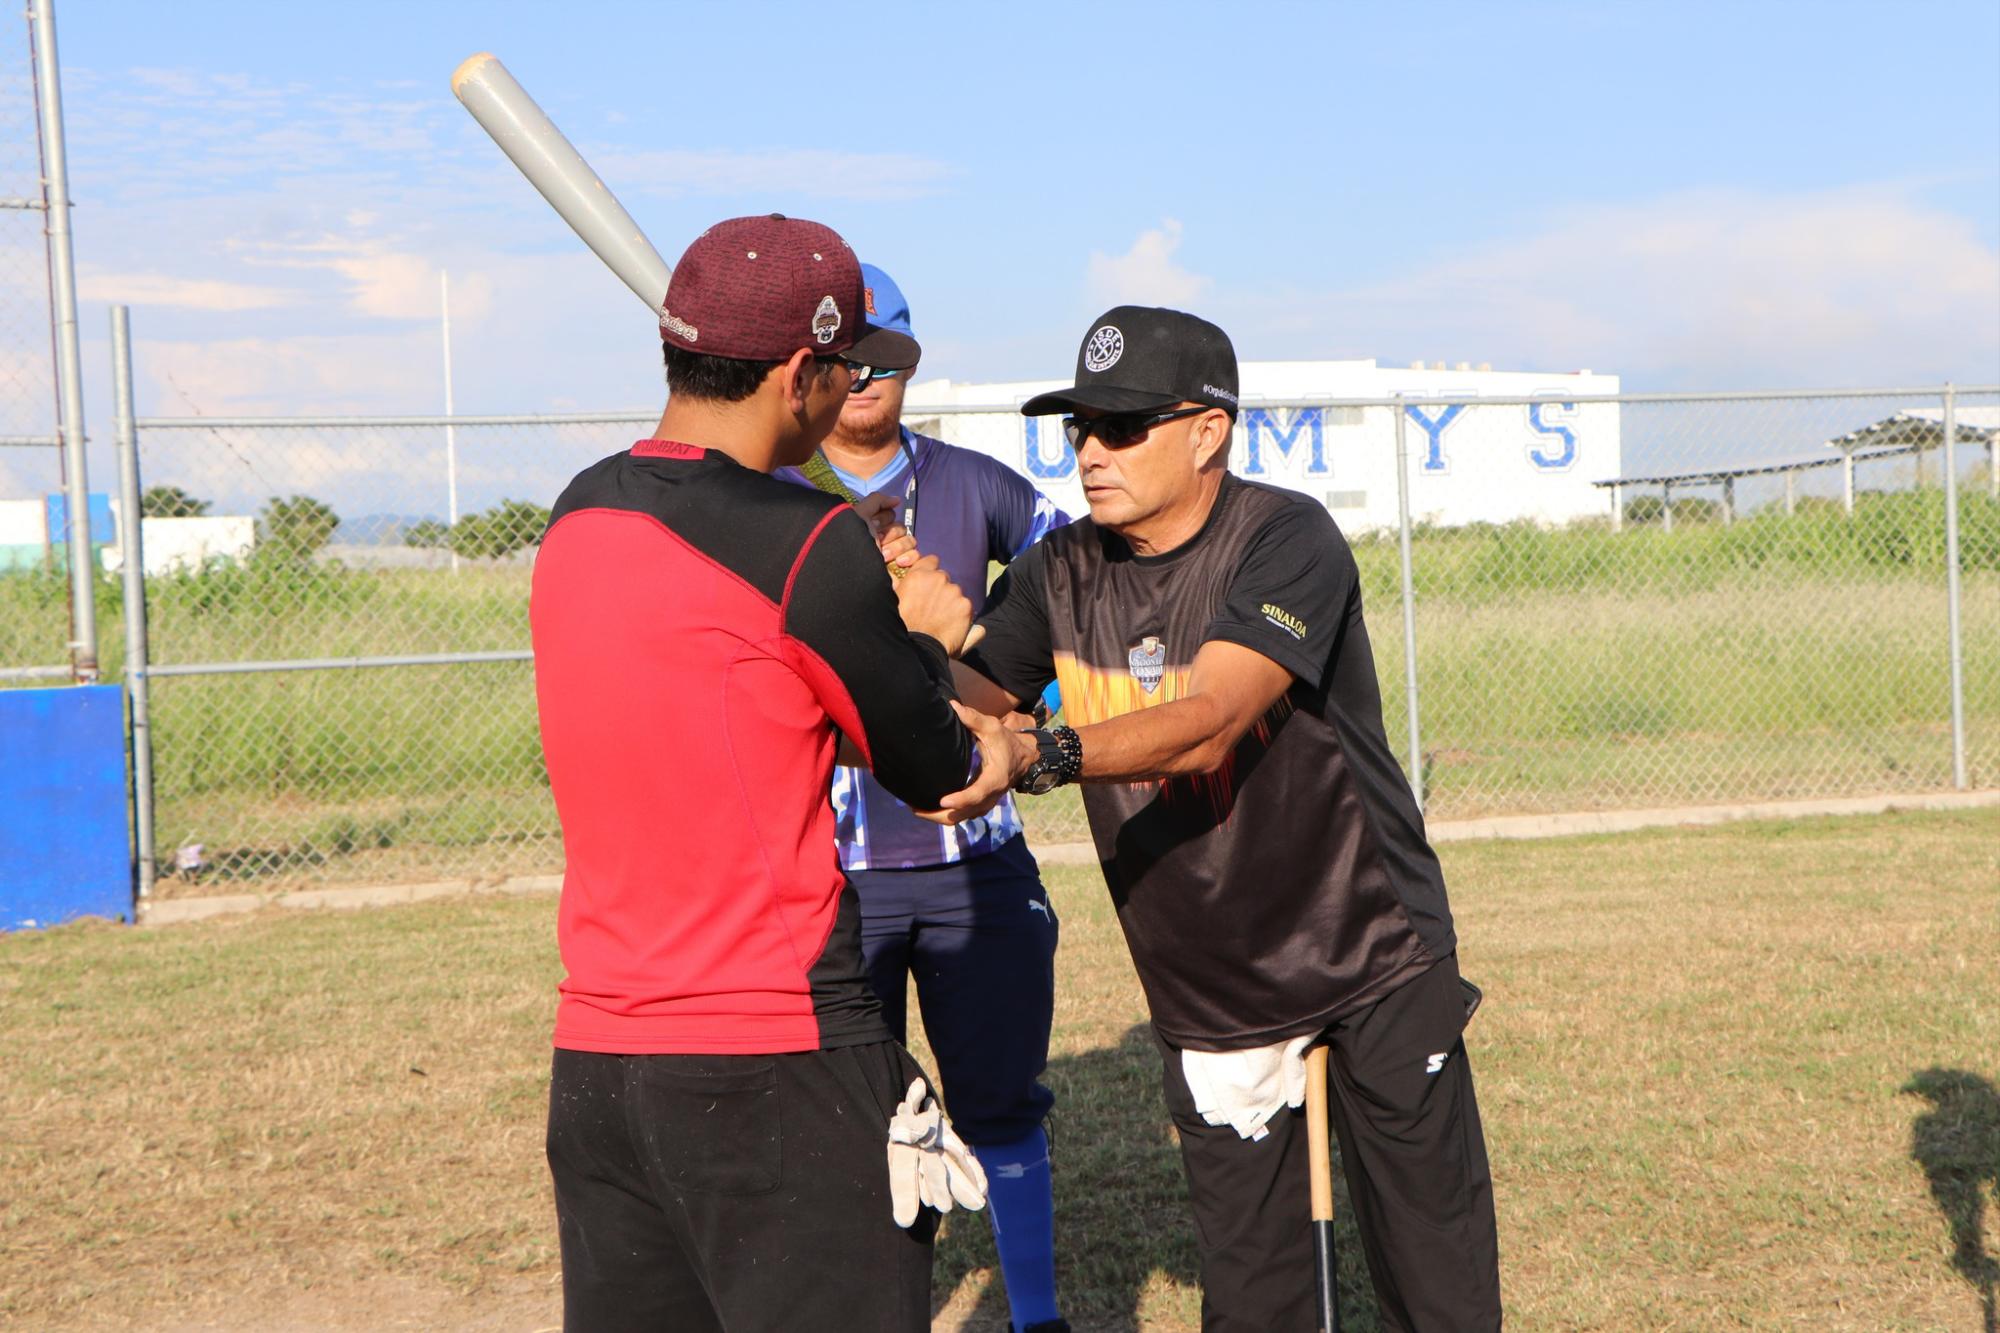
[30,0,96,681]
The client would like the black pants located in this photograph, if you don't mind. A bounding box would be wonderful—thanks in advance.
[1158,955,1502,1332]
[851,839,1058,1145]
[546,1042,936,1332]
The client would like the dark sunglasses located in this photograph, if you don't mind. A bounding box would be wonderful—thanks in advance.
[1062,405,1209,449]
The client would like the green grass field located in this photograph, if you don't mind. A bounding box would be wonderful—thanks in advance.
[3,809,1995,1330]
[2,490,1995,892]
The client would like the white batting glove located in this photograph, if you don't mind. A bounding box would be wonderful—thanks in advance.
[885,1077,988,1227]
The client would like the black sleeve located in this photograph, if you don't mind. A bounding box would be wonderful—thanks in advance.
[783,508,973,809]
[960,540,1056,705]
[1202,499,1355,690]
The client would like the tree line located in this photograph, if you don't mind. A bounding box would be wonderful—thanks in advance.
[139,486,550,562]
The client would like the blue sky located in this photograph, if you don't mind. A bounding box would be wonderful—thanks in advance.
[15,0,2000,436]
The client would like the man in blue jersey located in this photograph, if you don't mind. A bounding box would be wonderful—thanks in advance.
[778,263,1071,1333]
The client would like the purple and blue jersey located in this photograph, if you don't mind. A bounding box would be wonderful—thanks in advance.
[778,427,1070,870]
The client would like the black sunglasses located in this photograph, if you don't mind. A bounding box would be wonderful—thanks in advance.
[838,359,909,394]
[1062,405,1210,449]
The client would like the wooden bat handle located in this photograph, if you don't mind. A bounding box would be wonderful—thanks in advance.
[1306,1042,1342,1330]
[1306,1044,1335,1221]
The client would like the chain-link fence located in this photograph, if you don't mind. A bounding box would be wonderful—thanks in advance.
[1402,391,1998,816]
[97,380,1998,898]
[124,411,648,892]
[934,388,1998,820]
[0,9,69,685]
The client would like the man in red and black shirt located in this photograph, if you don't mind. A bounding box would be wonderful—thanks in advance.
[532,214,993,1331]
[946,308,1502,1332]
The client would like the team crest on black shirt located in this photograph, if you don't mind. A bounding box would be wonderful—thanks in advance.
[1128,635,1166,694]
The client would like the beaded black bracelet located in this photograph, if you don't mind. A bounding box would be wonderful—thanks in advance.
[1050,724,1084,785]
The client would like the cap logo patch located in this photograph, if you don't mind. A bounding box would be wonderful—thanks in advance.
[864,286,877,316]
[812,294,842,345]
[660,308,698,343]
[1128,635,1165,694]
[1084,324,1124,373]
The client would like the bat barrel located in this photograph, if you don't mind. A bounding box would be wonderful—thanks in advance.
[452,53,672,313]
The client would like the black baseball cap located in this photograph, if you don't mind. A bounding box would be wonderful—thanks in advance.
[1020,306,1239,418]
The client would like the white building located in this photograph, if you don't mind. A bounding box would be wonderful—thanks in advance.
[101,512,256,576]
[0,496,254,576]
[905,360,1621,531]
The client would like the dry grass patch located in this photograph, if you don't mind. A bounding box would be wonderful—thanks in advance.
[2,809,1995,1329]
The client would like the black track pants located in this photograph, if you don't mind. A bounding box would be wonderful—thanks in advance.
[546,1041,937,1332]
[1157,954,1502,1332]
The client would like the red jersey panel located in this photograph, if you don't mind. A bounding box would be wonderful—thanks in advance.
[532,443,971,1054]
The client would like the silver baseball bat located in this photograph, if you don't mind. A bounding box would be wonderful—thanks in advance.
[452,53,673,314]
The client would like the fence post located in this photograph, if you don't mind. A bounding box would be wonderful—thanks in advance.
[111,305,156,902]
[442,271,461,575]
[30,0,96,681]
[1941,384,1966,790]
[1392,398,1424,811]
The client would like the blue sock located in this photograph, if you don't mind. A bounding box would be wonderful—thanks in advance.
[971,1128,1060,1331]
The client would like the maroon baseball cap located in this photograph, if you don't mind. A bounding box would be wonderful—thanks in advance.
[658,214,920,370]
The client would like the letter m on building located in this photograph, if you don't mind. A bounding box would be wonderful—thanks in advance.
[1243,407,1327,477]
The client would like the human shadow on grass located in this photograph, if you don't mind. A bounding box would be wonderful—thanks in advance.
[930,1022,1382,1332]
[1905,1068,2000,1333]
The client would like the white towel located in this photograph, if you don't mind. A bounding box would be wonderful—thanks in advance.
[1180,1035,1316,1141]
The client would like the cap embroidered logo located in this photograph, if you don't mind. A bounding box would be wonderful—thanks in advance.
[660,309,698,343]
[864,286,877,316]
[812,295,842,345]
[1128,635,1165,694]
[1083,324,1124,373]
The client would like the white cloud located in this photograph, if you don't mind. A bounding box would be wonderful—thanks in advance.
[1264,186,2000,386]
[76,271,303,312]
[0,326,57,438]
[229,236,495,322]
[600,148,959,202]
[138,330,442,421]
[124,324,639,520]
[1087,219,1211,309]
[324,251,446,321]
[126,68,227,100]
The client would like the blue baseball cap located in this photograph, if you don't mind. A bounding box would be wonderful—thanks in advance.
[860,263,917,349]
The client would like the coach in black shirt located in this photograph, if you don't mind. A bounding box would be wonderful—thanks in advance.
[945,307,1501,1332]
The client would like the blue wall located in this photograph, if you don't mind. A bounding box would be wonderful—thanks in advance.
[0,684,131,930]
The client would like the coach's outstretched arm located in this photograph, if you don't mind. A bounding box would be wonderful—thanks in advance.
[784,508,976,811]
[936,527,1318,819]
[940,642,1294,822]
